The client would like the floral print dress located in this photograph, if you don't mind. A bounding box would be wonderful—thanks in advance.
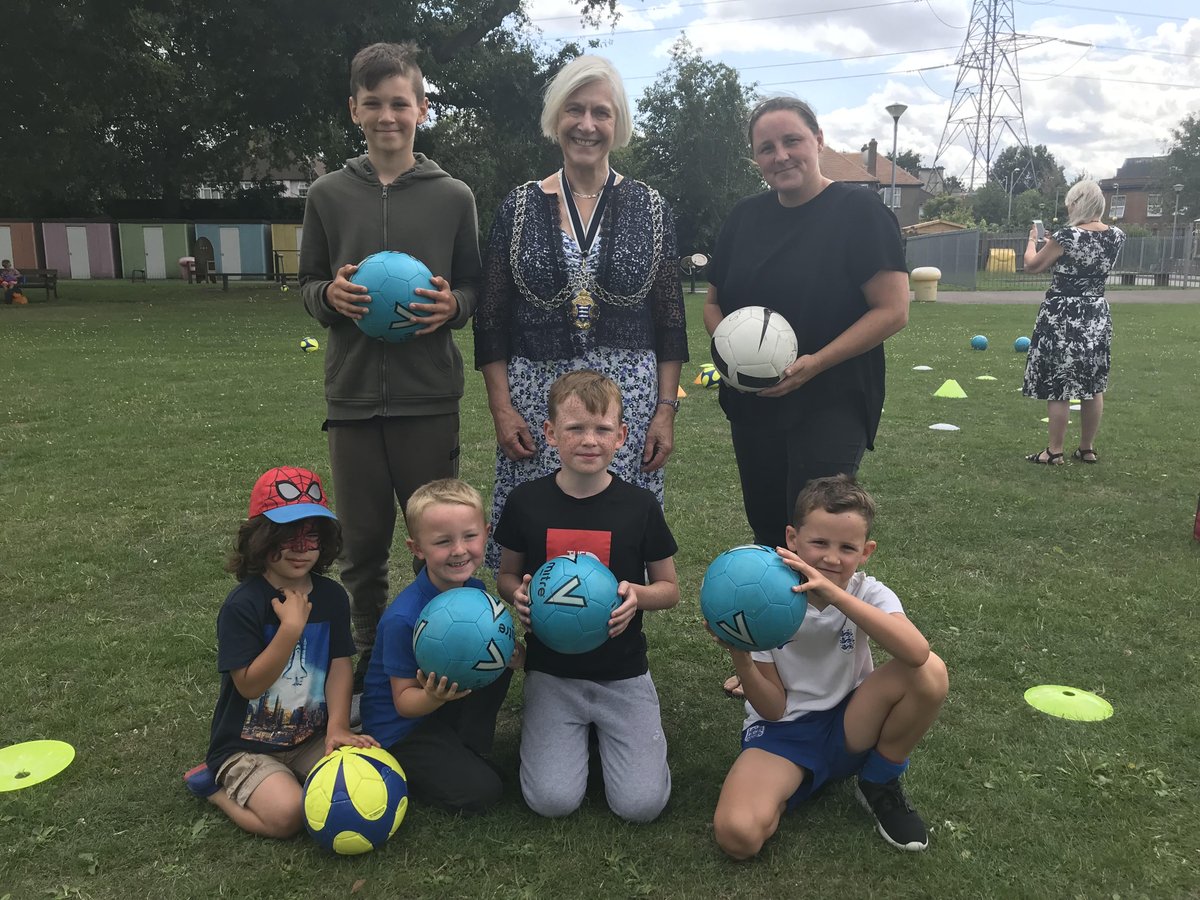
[1022,225,1126,401]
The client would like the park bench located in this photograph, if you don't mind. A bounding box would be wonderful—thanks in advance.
[191,271,296,291]
[20,268,59,300]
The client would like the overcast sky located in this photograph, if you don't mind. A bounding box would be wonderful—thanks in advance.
[522,0,1200,186]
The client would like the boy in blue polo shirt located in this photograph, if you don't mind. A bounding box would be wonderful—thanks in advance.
[359,479,518,813]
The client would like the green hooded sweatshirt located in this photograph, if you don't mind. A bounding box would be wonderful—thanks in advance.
[299,153,482,420]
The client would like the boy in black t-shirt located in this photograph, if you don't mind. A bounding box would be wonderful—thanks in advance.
[182,466,378,838]
[495,370,679,822]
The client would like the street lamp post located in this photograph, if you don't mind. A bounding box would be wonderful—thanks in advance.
[886,103,907,219]
[1173,184,1184,258]
[1006,168,1021,226]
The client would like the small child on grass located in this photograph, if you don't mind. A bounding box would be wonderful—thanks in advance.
[496,370,680,822]
[359,478,520,813]
[183,466,377,838]
[711,475,948,857]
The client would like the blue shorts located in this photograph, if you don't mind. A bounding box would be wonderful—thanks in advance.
[740,691,869,810]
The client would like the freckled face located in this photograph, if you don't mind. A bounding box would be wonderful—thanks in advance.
[544,396,627,477]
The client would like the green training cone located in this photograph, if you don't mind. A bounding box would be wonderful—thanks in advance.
[0,740,76,792]
[933,379,967,398]
[1024,685,1113,722]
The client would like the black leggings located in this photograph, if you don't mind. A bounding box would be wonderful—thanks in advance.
[386,668,512,814]
[729,405,868,549]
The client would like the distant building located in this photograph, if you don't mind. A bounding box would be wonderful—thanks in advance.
[821,139,927,227]
[197,159,326,201]
[1100,156,1183,235]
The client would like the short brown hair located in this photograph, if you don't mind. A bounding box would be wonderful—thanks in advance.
[404,478,485,539]
[225,516,343,581]
[547,369,624,422]
[747,96,820,147]
[792,474,875,535]
[350,41,424,101]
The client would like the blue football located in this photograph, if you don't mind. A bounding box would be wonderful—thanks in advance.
[412,588,515,691]
[350,251,434,343]
[529,552,621,655]
[700,545,806,652]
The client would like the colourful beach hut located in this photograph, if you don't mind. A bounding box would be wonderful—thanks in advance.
[42,220,120,279]
[0,220,42,269]
[271,222,304,277]
[194,221,272,278]
[117,221,194,279]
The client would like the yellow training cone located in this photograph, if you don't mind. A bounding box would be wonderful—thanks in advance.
[677,386,687,398]
[933,379,967,398]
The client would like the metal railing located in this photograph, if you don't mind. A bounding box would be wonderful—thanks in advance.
[906,229,1200,289]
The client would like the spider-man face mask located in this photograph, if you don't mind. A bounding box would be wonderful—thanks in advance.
[248,466,337,524]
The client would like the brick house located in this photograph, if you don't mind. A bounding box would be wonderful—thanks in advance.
[820,140,926,227]
[1100,156,1186,236]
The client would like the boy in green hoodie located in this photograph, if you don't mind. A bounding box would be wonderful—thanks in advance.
[299,41,483,693]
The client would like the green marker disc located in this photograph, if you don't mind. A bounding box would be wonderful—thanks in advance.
[0,740,76,792]
[1024,685,1113,722]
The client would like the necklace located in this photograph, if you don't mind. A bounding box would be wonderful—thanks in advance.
[571,189,602,199]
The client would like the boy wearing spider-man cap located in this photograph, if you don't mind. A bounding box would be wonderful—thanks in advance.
[181,466,379,838]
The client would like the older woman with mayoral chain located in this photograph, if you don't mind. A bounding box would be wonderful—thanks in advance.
[1021,180,1125,465]
[704,97,909,697]
[474,55,688,569]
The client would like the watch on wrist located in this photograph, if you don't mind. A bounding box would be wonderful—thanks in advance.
[657,398,680,411]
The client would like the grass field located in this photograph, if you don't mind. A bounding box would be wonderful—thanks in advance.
[1,281,1197,899]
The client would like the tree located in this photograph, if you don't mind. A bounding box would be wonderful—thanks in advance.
[920,194,975,226]
[988,145,1066,196]
[1167,113,1200,231]
[886,149,922,178]
[968,182,1009,230]
[1,0,614,216]
[418,35,580,237]
[628,37,762,254]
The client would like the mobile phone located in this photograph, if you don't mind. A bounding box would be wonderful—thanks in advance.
[1033,219,1045,242]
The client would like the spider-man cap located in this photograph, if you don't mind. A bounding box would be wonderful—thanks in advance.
[248,466,337,524]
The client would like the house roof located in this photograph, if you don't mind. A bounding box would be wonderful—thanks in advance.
[1114,156,1167,180]
[821,149,923,187]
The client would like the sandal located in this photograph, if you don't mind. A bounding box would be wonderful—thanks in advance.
[1026,448,1064,465]
[723,674,745,700]
[1072,447,1098,464]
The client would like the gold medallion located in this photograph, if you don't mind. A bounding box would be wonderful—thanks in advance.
[570,289,597,330]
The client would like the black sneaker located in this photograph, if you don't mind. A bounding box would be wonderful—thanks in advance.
[856,777,929,851]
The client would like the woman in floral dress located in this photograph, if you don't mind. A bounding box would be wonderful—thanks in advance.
[473,56,687,569]
[1022,180,1126,465]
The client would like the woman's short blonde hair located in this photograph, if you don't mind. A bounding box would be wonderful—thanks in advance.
[540,55,632,149]
[1066,180,1106,226]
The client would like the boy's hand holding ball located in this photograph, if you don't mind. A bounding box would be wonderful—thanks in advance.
[415,669,471,704]
[513,574,533,629]
[608,583,639,638]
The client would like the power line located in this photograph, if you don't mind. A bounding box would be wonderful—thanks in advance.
[1016,0,1191,22]
[551,0,924,41]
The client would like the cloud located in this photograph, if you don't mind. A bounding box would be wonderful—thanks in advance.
[523,0,1200,181]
